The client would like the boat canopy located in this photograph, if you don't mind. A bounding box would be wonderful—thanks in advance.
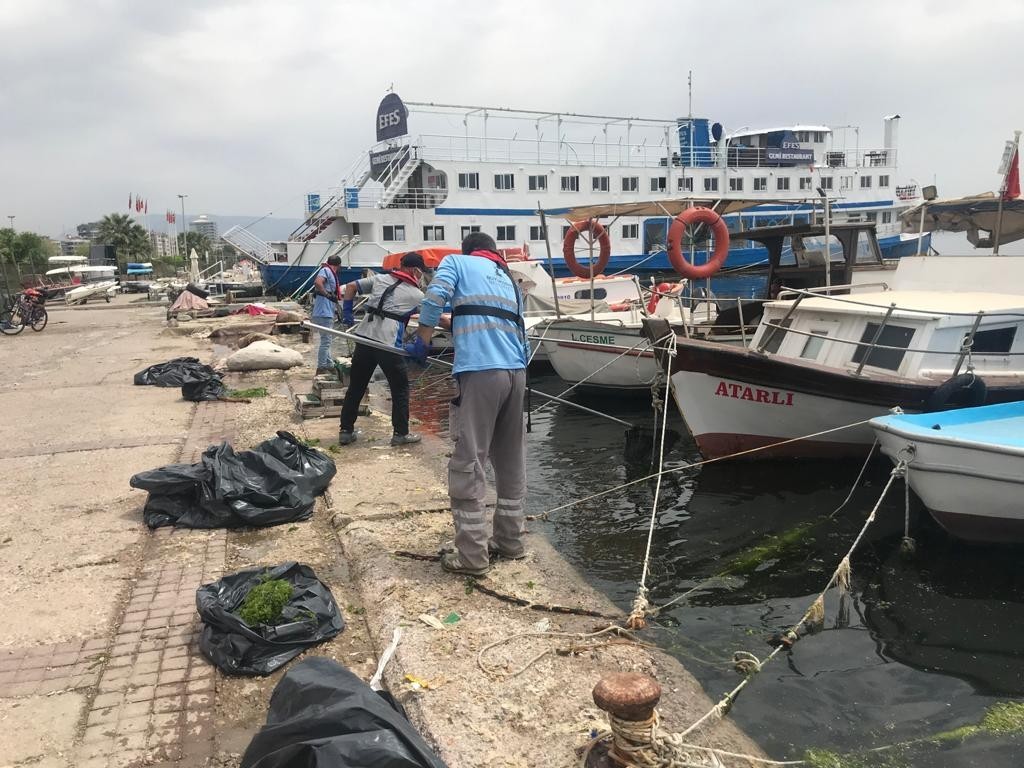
[900,193,1024,247]
[549,197,772,222]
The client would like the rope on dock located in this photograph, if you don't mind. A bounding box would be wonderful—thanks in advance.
[391,551,618,619]
[477,625,642,679]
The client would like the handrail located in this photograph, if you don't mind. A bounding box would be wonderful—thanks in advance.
[953,311,985,376]
[775,285,1024,320]
[776,281,890,299]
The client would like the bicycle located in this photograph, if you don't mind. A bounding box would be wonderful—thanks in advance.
[1,289,48,335]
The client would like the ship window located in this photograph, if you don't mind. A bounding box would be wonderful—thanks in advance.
[528,174,548,191]
[622,224,639,239]
[422,225,444,241]
[729,177,744,192]
[881,211,892,224]
[561,175,579,192]
[574,288,608,300]
[777,177,790,191]
[851,323,915,371]
[820,176,834,190]
[351,223,360,236]
[494,173,515,191]
[496,225,516,241]
[651,176,667,192]
[968,326,1017,354]
[879,174,890,187]
[860,175,873,188]
[841,176,853,189]
[799,176,814,190]
[754,177,767,191]
[704,177,719,192]
[561,225,571,238]
[460,225,481,240]
[529,225,546,241]
[678,177,694,192]
[383,225,405,242]
[813,131,825,142]
[458,172,479,190]
[761,318,793,354]
[622,176,639,192]
[592,176,610,192]
[800,330,829,360]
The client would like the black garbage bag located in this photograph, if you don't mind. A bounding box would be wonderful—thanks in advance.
[197,562,344,676]
[134,356,219,387]
[130,431,336,529]
[240,656,447,768]
[182,376,227,402]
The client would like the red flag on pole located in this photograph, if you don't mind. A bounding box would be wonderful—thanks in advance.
[1004,148,1020,200]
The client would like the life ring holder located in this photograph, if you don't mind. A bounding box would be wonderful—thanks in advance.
[667,207,730,280]
[925,372,987,411]
[562,219,611,279]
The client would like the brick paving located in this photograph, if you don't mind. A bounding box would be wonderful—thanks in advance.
[69,399,234,768]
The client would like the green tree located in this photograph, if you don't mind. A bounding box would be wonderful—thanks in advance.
[95,213,152,261]
[0,228,55,272]
[177,231,213,260]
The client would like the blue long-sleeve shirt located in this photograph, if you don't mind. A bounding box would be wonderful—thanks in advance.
[420,255,528,374]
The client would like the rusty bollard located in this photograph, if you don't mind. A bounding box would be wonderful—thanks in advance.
[591,672,662,765]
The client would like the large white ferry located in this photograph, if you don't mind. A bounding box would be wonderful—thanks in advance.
[224,94,928,296]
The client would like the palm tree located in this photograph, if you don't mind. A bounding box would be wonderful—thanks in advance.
[177,231,213,260]
[95,213,152,261]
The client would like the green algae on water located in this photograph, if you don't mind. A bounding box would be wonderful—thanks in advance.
[981,701,1024,734]
[722,521,819,576]
[238,578,293,626]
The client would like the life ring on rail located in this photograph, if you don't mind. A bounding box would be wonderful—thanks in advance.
[646,282,678,314]
[562,219,611,279]
[925,372,987,412]
[667,207,730,280]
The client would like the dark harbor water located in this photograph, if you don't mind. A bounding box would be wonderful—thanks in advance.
[411,371,1024,766]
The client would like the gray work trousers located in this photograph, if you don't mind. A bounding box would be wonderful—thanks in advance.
[449,368,527,570]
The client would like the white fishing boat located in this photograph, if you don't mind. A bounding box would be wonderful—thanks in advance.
[645,255,1024,459]
[871,402,1024,542]
[64,279,118,305]
[222,93,925,296]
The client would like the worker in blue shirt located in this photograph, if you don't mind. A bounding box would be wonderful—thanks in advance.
[311,255,342,374]
[410,232,529,576]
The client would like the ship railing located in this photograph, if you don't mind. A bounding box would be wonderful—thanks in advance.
[340,186,448,210]
[777,281,891,299]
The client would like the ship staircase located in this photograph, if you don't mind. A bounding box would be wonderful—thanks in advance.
[221,226,273,263]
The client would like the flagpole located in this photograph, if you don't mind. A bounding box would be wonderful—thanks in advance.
[993,130,1021,256]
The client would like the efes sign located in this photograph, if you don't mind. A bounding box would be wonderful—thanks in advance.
[376,93,409,142]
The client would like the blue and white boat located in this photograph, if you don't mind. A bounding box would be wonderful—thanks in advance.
[872,402,1024,543]
[224,94,929,297]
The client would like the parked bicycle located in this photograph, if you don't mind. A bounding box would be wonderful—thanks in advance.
[1,288,48,335]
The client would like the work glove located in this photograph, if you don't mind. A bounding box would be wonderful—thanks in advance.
[342,299,355,327]
[403,335,430,367]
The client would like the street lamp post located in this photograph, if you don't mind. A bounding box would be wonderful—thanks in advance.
[177,194,188,261]
[6,215,14,232]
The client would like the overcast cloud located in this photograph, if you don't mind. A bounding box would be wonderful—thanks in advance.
[2,0,1023,236]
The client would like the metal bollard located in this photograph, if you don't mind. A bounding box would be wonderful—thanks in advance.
[591,672,662,765]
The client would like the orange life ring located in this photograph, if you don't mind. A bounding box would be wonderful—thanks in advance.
[562,219,611,279]
[667,207,730,280]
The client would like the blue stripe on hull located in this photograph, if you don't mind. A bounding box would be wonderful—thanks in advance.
[257,233,929,296]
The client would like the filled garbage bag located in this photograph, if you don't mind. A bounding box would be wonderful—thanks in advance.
[130,431,336,529]
[197,563,344,676]
[181,376,227,402]
[134,356,219,387]
[240,656,447,768]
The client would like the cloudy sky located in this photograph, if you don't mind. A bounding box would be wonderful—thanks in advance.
[2,0,1023,237]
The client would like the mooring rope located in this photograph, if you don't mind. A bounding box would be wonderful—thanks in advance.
[675,461,907,741]
[627,333,676,629]
[649,438,880,616]
[477,625,641,678]
[534,419,875,521]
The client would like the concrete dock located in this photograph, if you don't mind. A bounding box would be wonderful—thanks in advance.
[0,298,764,767]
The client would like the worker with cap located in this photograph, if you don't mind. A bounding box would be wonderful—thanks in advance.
[409,232,529,576]
[337,252,428,447]
[311,254,342,375]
